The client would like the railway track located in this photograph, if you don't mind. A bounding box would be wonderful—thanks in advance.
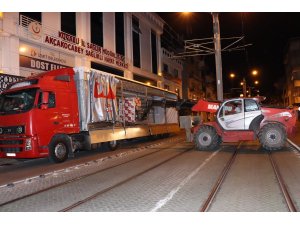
[2,138,300,212]
[59,146,194,212]
[200,143,241,212]
[200,140,300,212]
[0,136,188,209]
[268,151,297,212]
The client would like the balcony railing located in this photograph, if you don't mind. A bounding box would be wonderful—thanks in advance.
[0,74,24,93]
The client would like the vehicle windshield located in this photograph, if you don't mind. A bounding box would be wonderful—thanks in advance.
[0,88,37,115]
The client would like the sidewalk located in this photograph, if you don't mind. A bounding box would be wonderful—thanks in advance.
[287,120,300,149]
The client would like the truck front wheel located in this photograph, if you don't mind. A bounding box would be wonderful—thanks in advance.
[258,123,286,150]
[49,135,71,163]
[194,125,221,151]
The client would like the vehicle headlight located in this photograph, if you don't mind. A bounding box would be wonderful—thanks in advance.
[25,138,32,151]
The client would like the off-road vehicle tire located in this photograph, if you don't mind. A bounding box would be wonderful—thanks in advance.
[258,123,286,150]
[194,125,221,151]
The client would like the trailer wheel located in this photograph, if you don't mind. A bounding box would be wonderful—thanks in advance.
[258,123,286,150]
[194,125,221,151]
[49,135,71,163]
[107,140,119,151]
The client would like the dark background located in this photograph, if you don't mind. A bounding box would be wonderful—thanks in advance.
[158,12,300,100]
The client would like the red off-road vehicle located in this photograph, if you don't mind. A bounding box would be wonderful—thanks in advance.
[192,98,297,151]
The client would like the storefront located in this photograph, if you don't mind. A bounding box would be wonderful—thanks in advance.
[0,13,183,95]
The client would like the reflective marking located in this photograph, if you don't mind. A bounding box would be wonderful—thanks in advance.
[150,151,219,212]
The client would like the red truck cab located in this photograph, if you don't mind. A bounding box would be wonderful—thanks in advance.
[0,68,79,160]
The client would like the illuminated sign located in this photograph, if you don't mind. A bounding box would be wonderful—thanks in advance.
[43,31,128,69]
[19,42,74,77]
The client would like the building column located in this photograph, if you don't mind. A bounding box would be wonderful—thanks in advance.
[0,35,20,75]
[75,12,89,68]
[124,13,133,80]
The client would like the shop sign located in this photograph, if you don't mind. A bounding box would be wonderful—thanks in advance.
[43,31,128,69]
[20,55,66,71]
[19,42,74,77]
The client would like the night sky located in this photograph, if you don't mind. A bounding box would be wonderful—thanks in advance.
[158,12,300,100]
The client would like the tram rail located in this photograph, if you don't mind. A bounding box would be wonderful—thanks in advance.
[268,151,297,212]
[59,146,194,212]
[0,136,185,207]
[199,143,241,212]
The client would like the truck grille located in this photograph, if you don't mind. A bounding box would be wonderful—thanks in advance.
[0,139,24,153]
[0,140,23,145]
[0,147,22,153]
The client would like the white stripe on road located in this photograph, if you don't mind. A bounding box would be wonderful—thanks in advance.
[150,151,219,212]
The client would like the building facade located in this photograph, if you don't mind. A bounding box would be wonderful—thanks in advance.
[161,48,183,98]
[0,12,182,94]
[284,37,300,106]
[181,56,215,101]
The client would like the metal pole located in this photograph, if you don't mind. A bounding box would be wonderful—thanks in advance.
[242,77,247,97]
[212,13,223,101]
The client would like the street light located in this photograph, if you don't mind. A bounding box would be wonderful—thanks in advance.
[252,70,258,76]
[182,12,191,16]
[230,73,235,78]
[230,69,259,97]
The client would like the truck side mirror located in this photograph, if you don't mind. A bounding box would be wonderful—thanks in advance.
[40,92,49,110]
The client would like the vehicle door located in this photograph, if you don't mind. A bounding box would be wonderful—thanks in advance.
[34,90,59,147]
[218,99,245,130]
[244,99,262,129]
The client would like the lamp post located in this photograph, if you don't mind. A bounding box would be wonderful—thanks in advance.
[231,69,259,97]
[243,70,259,97]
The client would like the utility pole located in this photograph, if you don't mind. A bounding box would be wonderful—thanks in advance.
[212,13,223,101]
[242,77,247,97]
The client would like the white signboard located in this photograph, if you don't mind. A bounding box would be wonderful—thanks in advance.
[19,41,75,77]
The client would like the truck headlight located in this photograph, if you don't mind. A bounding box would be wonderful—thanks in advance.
[25,138,32,151]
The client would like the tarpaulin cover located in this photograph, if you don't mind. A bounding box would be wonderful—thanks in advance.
[192,99,220,113]
[90,70,119,123]
[74,67,119,131]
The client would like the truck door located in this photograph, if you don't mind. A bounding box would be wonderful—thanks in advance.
[218,99,245,130]
[244,99,262,129]
[34,91,58,148]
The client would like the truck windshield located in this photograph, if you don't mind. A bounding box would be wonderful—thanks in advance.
[0,88,37,115]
